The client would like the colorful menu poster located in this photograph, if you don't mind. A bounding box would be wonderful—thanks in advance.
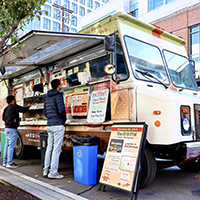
[71,92,88,116]
[99,123,147,193]
[87,89,109,122]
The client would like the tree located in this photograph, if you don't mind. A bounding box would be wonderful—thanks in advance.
[0,0,47,56]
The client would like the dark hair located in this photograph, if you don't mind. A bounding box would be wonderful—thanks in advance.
[6,95,15,104]
[51,79,60,89]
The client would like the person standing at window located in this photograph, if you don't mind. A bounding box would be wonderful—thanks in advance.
[2,95,31,168]
[43,79,66,179]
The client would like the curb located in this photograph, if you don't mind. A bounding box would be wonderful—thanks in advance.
[0,166,88,200]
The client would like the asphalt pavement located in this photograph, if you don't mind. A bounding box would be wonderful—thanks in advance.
[0,150,200,200]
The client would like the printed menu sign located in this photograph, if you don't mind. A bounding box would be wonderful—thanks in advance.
[99,123,147,193]
[87,89,109,122]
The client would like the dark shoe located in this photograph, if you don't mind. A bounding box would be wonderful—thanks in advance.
[6,163,20,169]
[48,172,64,179]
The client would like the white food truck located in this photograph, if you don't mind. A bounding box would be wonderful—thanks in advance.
[0,12,200,188]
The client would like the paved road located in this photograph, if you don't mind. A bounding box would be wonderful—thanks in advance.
[1,151,200,200]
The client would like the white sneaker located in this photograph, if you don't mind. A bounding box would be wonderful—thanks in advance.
[48,172,64,179]
[2,163,6,167]
[43,170,48,177]
[6,163,20,168]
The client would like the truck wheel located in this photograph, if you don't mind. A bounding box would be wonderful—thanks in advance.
[140,148,157,188]
[178,160,200,172]
[14,132,24,159]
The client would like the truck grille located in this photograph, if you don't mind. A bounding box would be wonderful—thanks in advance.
[194,104,200,141]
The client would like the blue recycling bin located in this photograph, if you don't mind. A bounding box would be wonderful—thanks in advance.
[73,145,98,186]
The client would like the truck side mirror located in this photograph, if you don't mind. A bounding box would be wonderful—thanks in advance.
[104,36,115,51]
[0,62,6,75]
[104,64,115,75]
[189,60,195,77]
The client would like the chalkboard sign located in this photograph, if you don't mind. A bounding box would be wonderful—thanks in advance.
[87,89,109,122]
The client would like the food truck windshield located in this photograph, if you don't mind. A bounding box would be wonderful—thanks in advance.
[125,36,198,91]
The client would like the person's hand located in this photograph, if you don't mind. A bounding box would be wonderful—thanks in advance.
[27,103,31,108]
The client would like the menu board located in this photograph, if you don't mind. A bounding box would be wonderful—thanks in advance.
[87,89,109,122]
[65,87,89,117]
[99,123,147,194]
[71,92,88,116]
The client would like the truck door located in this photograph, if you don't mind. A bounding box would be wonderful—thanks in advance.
[110,38,132,121]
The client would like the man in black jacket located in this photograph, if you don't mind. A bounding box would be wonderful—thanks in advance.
[2,95,31,168]
[43,79,66,179]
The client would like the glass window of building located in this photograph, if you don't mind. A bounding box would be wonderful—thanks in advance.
[80,0,85,5]
[64,25,69,32]
[71,28,77,32]
[73,0,78,2]
[190,25,200,62]
[43,18,51,30]
[71,15,77,26]
[102,0,109,3]
[19,17,40,37]
[72,3,78,14]
[46,0,52,3]
[64,13,70,23]
[54,0,61,5]
[64,0,70,9]
[53,21,60,31]
[53,8,60,20]
[130,1,138,18]
[87,9,92,14]
[87,0,93,8]
[95,1,100,9]
[44,5,51,17]
[148,0,174,12]
[148,0,163,11]
[166,0,174,3]
[79,6,85,16]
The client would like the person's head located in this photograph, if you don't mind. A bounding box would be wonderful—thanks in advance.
[6,95,16,104]
[51,79,61,91]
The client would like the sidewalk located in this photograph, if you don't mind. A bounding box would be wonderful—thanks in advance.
[0,166,87,200]
[0,152,199,200]
[0,151,131,200]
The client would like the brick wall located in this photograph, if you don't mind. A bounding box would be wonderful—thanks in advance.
[153,4,200,58]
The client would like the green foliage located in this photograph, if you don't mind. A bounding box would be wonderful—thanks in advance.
[0,0,47,54]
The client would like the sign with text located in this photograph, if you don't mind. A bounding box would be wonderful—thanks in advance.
[71,92,88,116]
[99,123,147,194]
[87,89,109,122]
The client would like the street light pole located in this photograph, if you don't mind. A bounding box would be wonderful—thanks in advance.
[52,3,73,32]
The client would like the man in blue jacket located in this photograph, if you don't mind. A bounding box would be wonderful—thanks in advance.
[43,79,66,179]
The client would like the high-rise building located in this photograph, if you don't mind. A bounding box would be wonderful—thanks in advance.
[19,0,110,37]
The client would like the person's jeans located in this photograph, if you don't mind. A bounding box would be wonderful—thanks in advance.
[3,128,18,165]
[43,125,64,174]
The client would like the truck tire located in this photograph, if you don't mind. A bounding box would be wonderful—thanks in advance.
[178,159,200,172]
[14,131,24,159]
[140,148,157,188]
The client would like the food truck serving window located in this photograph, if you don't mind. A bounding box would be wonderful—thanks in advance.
[65,55,110,87]
[124,36,169,85]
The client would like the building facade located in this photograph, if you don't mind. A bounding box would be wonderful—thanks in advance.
[139,0,200,80]
[19,0,110,36]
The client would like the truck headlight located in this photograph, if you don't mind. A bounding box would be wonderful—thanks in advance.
[180,106,191,135]
[182,117,190,131]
